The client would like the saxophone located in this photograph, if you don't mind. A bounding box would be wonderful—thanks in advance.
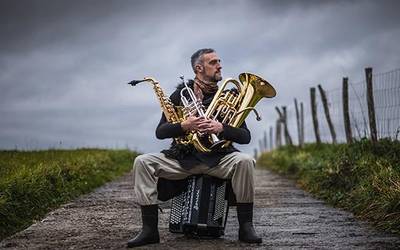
[127,77,189,144]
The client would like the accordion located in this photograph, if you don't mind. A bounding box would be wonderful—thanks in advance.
[169,175,229,237]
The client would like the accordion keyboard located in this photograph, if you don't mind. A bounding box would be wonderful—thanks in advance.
[169,175,229,237]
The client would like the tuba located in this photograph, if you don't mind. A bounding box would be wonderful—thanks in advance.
[192,72,276,152]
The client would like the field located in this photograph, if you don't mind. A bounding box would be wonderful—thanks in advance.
[0,149,137,240]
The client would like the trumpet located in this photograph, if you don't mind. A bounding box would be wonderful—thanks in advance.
[179,76,225,151]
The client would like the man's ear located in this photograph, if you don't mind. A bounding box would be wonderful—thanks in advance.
[196,64,203,73]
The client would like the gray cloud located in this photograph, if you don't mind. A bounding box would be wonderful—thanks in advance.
[1,0,399,153]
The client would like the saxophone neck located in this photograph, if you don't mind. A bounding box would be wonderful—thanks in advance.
[144,77,158,84]
[127,77,158,86]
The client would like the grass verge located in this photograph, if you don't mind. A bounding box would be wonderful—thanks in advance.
[0,149,138,240]
[257,138,400,234]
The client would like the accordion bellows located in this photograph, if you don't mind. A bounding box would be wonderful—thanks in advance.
[169,175,229,237]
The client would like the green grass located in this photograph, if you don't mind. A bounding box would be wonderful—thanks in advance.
[0,148,138,240]
[257,138,400,234]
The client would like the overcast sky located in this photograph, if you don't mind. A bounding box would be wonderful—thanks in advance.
[1,0,399,153]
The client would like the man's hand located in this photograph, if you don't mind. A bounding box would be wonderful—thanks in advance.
[181,116,205,132]
[181,117,224,134]
[198,118,224,134]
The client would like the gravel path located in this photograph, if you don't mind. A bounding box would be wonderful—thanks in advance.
[1,168,399,249]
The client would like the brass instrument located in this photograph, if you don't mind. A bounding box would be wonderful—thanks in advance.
[192,72,276,152]
[127,73,276,153]
[127,77,189,145]
[179,76,225,151]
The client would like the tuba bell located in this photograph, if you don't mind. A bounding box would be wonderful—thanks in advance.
[192,72,276,152]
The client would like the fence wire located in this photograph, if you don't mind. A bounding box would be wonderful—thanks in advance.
[266,68,400,150]
[346,68,399,141]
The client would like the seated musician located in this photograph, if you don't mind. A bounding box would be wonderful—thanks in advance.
[127,48,262,247]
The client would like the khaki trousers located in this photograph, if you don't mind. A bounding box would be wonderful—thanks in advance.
[132,152,256,205]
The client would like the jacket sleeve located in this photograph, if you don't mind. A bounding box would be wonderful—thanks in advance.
[155,113,186,139]
[155,89,186,139]
[220,121,251,144]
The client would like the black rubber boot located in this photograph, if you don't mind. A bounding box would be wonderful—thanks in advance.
[127,205,160,248]
[237,203,262,243]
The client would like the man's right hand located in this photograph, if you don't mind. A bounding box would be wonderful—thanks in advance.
[181,116,205,132]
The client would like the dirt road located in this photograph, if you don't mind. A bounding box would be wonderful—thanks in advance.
[1,168,399,249]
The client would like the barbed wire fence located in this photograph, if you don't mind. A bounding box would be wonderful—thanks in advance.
[256,67,400,156]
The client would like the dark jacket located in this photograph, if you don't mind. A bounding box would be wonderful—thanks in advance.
[156,80,251,169]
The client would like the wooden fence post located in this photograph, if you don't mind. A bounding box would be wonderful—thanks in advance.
[294,98,301,146]
[269,126,273,150]
[263,131,267,152]
[318,84,337,144]
[300,102,304,146]
[275,108,283,147]
[254,148,258,159]
[310,87,321,144]
[282,106,293,145]
[275,119,282,147]
[342,77,353,143]
[365,67,377,142]
[276,106,293,146]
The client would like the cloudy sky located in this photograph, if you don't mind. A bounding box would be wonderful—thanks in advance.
[1,0,399,153]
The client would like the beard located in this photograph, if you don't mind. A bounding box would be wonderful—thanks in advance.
[211,72,222,82]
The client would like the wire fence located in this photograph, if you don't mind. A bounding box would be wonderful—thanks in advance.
[257,68,400,153]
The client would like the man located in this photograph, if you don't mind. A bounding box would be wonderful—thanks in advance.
[127,48,261,247]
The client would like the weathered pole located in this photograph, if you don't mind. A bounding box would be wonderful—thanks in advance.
[294,98,301,146]
[300,102,304,146]
[282,106,293,145]
[269,126,273,150]
[318,84,337,144]
[275,119,282,147]
[263,130,268,152]
[275,107,283,146]
[365,67,377,142]
[342,77,353,143]
[310,87,321,144]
